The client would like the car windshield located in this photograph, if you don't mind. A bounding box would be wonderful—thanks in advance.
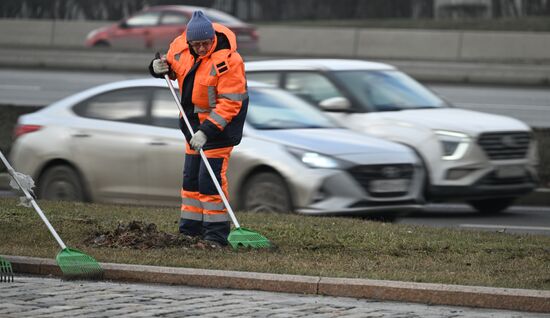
[332,70,447,112]
[247,87,338,130]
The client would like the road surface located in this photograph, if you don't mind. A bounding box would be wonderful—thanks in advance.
[1,68,549,128]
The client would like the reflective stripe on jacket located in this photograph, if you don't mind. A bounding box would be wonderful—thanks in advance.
[164,23,248,150]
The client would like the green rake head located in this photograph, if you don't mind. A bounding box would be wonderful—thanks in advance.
[228,227,271,250]
[0,256,14,282]
[56,248,103,279]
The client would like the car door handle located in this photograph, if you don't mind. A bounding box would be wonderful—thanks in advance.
[149,141,167,146]
[72,133,90,138]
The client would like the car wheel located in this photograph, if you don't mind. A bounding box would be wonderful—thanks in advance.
[241,172,293,213]
[93,41,110,48]
[38,165,85,201]
[467,197,516,214]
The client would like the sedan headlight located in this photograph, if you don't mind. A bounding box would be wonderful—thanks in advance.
[434,130,470,160]
[286,147,341,169]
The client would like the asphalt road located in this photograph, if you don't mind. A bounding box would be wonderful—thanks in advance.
[431,83,550,128]
[0,68,142,107]
[398,203,550,236]
[1,68,550,128]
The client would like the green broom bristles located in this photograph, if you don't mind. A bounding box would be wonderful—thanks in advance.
[228,227,271,249]
[56,248,103,279]
[0,256,14,282]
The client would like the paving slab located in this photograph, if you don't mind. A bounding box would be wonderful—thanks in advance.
[2,255,549,314]
[1,275,549,318]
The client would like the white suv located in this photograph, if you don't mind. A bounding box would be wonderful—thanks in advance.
[246,59,539,213]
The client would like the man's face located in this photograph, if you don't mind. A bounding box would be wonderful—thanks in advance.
[189,39,214,56]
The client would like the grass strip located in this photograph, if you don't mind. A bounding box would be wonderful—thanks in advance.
[0,197,548,290]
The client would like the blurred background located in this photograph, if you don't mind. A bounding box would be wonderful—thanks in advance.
[0,0,549,234]
[1,0,549,21]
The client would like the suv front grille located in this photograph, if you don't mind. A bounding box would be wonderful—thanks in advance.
[478,132,530,160]
[348,164,414,198]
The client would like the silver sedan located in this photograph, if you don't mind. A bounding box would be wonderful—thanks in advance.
[10,79,424,216]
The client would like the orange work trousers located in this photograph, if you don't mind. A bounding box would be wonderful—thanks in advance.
[179,144,233,245]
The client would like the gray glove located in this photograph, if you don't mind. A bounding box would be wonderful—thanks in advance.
[190,130,207,150]
[152,57,169,75]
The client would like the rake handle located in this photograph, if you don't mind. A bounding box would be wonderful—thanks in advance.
[0,151,67,249]
[162,73,241,229]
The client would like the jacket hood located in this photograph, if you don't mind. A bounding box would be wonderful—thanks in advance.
[212,23,238,52]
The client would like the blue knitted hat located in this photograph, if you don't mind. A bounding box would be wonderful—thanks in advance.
[186,11,214,42]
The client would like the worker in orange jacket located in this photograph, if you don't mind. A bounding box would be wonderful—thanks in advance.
[149,10,248,247]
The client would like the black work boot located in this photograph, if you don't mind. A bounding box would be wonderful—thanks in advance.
[203,221,230,246]
[179,219,203,238]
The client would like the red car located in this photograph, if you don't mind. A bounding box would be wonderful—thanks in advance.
[85,5,259,53]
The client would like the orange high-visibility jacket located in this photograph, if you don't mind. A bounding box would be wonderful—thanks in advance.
[164,23,248,150]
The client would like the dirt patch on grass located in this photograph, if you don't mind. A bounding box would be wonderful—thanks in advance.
[84,221,221,250]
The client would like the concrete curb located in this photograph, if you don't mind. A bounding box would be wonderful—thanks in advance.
[3,255,550,313]
[2,20,550,65]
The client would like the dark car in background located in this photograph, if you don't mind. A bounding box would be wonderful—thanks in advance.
[84,5,259,53]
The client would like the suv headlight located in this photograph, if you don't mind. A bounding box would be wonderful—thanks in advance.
[434,130,470,160]
[286,147,341,169]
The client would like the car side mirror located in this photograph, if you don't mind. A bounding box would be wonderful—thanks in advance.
[318,97,351,111]
[119,21,129,29]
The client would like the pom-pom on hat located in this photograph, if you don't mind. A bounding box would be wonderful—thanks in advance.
[186,11,215,42]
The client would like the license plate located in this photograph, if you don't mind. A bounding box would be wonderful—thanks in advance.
[495,165,525,179]
[369,179,409,193]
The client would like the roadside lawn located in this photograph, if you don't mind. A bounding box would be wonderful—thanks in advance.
[0,197,548,290]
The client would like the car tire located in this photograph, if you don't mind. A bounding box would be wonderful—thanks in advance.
[467,197,516,214]
[93,41,110,48]
[38,165,85,202]
[241,172,293,213]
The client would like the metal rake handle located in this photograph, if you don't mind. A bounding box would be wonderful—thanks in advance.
[162,74,241,228]
[0,150,67,249]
